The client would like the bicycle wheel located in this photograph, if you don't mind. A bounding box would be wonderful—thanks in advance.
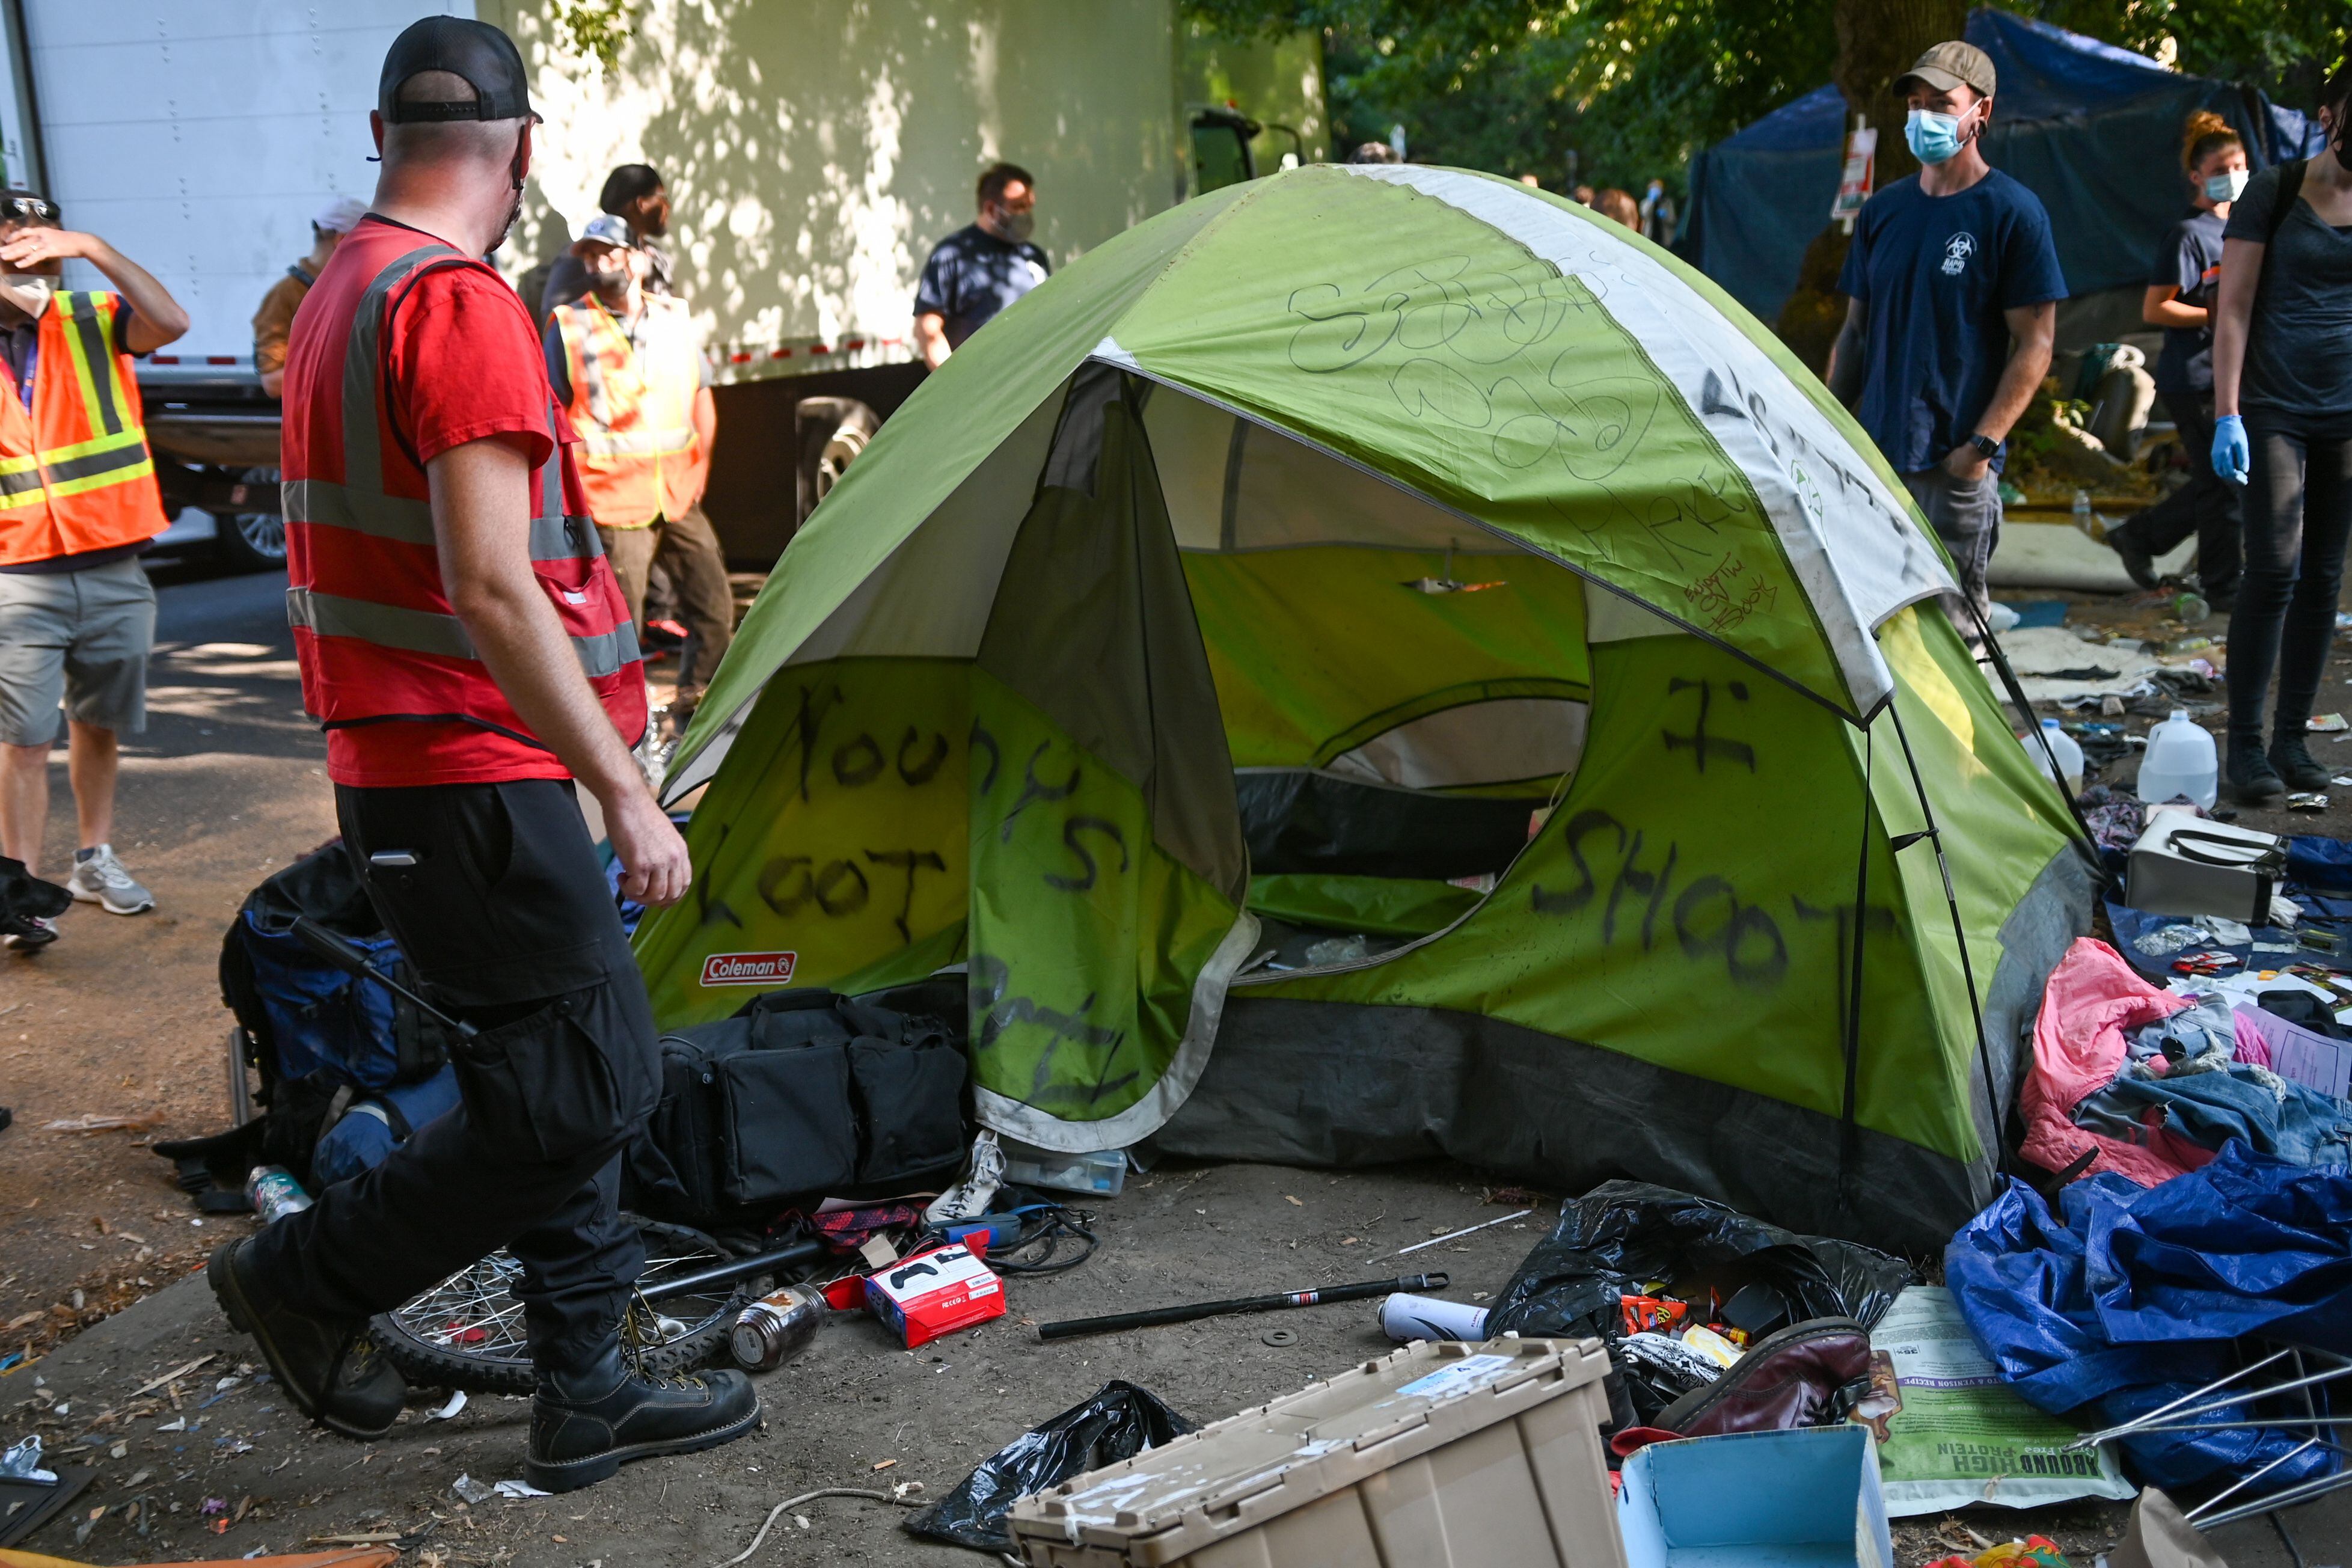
[367,1217,767,1394]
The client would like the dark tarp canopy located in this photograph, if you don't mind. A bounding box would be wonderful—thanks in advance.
[1681,9,2329,326]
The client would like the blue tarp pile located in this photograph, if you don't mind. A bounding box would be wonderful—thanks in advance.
[1947,1145,2350,1491]
[1682,8,2329,326]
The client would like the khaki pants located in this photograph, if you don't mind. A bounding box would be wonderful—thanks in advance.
[596,504,733,714]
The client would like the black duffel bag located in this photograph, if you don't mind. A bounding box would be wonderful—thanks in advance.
[624,979,969,1225]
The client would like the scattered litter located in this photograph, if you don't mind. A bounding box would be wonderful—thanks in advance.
[871,1458,898,1472]
[155,1418,186,1433]
[494,1478,551,1499]
[908,1380,1196,1551]
[43,1112,166,1133]
[2288,792,2331,811]
[1925,1536,2076,1568]
[866,1243,1005,1348]
[130,1353,215,1397]
[1386,1208,1532,1258]
[424,1389,467,1421]
[1260,1327,1298,1347]
[2308,714,2348,733]
[1863,1285,2131,1514]
[1,1436,55,1484]
[1377,1292,1491,1343]
[450,1474,494,1504]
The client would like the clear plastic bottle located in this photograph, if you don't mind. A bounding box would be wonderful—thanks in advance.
[2072,488,2096,539]
[2023,718,2084,797]
[245,1165,313,1224]
[2136,710,2219,810]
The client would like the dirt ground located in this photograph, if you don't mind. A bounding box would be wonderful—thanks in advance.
[1,555,2347,1565]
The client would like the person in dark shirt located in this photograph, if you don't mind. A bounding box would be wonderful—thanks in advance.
[2103,113,2247,606]
[1827,41,2065,645]
[913,162,1048,369]
[2210,62,2352,802]
[539,164,675,320]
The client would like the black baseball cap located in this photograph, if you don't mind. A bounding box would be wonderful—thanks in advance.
[379,16,534,123]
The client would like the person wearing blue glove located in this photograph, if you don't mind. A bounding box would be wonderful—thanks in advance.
[2210,58,2352,803]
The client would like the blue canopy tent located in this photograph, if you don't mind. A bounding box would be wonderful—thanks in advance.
[1682,10,2327,328]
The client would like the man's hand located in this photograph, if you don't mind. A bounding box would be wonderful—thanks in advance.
[605,786,690,907]
[1943,444,1992,482]
[0,227,189,351]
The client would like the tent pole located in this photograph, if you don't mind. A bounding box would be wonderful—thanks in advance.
[1885,702,2007,1180]
[1837,727,1873,1214]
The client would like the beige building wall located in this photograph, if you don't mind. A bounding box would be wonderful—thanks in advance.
[485,0,1202,372]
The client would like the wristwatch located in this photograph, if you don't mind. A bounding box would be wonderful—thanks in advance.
[1967,432,2000,461]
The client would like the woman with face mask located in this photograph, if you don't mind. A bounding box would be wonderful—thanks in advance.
[2209,63,2352,803]
[2101,112,2247,608]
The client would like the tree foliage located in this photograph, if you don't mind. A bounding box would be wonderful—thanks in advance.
[1186,0,2348,194]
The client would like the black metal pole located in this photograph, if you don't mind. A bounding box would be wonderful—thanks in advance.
[289,916,476,1038]
[1038,1273,1451,1342]
[640,1239,830,1302]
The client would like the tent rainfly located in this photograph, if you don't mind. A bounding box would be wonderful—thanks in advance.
[640,162,2098,1250]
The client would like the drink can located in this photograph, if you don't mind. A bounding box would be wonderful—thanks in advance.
[1376,1292,1490,1343]
[245,1165,313,1224]
[729,1283,827,1372]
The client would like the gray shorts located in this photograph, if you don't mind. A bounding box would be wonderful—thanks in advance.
[0,556,155,746]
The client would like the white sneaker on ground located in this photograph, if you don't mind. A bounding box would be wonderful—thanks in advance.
[924,1130,1005,1226]
[2,914,58,951]
[67,845,154,915]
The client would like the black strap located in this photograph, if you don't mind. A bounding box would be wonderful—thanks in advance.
[2266,160,2308,248]
[2166,827,2285,872]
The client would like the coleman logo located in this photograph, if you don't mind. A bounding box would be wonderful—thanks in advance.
[700,951,797,986]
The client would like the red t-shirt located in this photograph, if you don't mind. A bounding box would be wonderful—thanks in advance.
[284,215,614,788]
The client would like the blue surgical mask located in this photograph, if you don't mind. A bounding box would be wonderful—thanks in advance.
[1905,105,1975,166]
[2203,169,2249,204]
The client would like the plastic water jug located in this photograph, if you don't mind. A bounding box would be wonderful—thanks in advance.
[2023,718,2084,797]
[2137,710,2218,810]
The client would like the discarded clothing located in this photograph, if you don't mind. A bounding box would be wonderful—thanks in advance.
[1946,1145,2351,1489]
[2072,1058,2352,1169]
[2020,938,2200,1185]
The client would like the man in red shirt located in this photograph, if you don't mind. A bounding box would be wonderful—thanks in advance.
[206,18,756,1492]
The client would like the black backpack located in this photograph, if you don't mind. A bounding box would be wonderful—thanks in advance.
[623,978,970,1227]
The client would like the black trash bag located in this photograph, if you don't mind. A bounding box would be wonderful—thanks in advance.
[904,1380,1197,1552]
[1483,1181,1911,1344]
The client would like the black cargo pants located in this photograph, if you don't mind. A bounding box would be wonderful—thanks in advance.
[243,779,660,1371]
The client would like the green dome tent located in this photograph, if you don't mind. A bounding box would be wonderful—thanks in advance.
[640,164,2096,1249]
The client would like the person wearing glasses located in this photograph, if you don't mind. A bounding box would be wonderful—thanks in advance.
[0,189,188,949]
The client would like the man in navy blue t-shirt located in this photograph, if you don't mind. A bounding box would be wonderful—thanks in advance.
[913,162,1049,370]
[1828,40,2065,642]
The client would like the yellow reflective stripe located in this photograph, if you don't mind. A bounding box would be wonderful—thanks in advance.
[36,426,148,465]
[55,293,112,438]
[579,428,694,457]
[0,485,46,508]
[0,452,36,474]
[46,452,152,498]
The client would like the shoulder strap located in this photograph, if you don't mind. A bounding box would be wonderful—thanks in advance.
[2267,160,2308,248]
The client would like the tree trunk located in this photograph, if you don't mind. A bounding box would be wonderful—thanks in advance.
[1775,0,1967,372]
[1832,0,1967,188]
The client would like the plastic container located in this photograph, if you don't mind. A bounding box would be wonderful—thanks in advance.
[2072,489,2098,539]
[1008,1337,1622,1568]
[1377,1293,1491,1342]
[2022,718,2084,797]
[1002,1140,1127,1197]
[245,1165,312,1224]
[2137,709,2219,810]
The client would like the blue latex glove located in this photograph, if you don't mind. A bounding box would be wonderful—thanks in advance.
[2213,413,2250,485]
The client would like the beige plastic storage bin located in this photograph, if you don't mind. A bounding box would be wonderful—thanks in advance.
[1008,1337,1625,1568]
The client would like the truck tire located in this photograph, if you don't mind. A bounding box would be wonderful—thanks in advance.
[794,397,878,528]
[215,467,287,574]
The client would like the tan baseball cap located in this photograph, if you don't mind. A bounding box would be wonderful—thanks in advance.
[1896,40,1996,100]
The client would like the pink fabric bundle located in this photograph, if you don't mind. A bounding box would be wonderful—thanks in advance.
[2020,937,2212,1186]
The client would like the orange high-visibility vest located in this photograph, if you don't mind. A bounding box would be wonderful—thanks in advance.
[553,293,702,528]
[0,291,167,567]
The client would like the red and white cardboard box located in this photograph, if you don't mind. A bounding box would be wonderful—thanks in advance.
[865,1243,1005,1349]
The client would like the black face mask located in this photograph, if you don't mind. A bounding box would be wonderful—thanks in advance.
[488,123,530,256]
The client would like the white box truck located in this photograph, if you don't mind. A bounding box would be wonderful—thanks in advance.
[0,0,1322,570]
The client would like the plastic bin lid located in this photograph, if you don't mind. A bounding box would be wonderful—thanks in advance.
[1009,1337,1610,1561]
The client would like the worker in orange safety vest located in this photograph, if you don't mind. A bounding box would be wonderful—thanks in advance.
[545,213,729,738]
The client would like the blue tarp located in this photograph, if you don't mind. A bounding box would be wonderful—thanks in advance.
[1683,8,2330,326]
[1947,1146,2352,1489]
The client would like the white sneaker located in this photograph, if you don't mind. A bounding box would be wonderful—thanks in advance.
[2,914,57,951]
[67,845,154,915]
[924,1130,1005,1226]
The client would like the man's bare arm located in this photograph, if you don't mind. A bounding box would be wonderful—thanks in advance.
[0,230,192,353]
[1825,296,1867,406]
[1977,301,2056,444]
[914,310,951,370]
[427,435,690,905]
